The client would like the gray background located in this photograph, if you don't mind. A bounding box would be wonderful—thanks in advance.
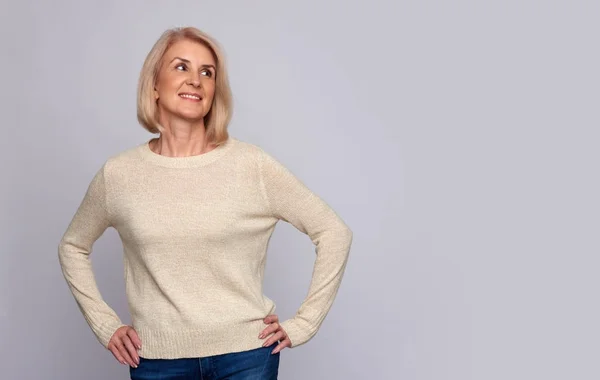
[1,0,598,379]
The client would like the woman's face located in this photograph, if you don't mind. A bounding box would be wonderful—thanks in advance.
[154,39,217,124]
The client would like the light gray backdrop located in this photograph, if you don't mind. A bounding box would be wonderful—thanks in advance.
[1,0,598,379]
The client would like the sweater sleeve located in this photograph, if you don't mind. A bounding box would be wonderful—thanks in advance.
[57,164,127,348]
[257,149,353,348]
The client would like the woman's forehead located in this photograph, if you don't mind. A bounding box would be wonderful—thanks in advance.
[164,40,216,64]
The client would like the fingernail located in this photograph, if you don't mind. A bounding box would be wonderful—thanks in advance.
[258,334,263,339]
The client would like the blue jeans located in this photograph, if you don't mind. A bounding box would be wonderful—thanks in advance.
[129,341,280,380]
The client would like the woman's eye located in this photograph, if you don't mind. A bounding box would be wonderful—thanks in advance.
[201,69,213,78]
[175,63,187,71]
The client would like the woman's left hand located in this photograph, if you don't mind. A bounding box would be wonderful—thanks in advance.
[259,314,292,354]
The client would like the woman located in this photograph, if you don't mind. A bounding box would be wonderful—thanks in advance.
[58,26,353,380]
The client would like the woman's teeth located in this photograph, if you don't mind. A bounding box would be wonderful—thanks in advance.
[180,94,200,100]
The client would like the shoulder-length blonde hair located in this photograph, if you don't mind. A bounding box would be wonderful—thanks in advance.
[137,27,232,145]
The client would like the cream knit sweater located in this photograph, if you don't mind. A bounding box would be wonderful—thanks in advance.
[58,137,352,359]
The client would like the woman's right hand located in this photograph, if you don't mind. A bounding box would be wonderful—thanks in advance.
[107,325,142,368]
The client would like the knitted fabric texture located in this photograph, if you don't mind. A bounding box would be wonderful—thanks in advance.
[58,137,352,359]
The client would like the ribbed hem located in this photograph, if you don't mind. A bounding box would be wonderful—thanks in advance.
[135,319,269,359]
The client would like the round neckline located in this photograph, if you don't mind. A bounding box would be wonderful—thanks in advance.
[138,137,236,168]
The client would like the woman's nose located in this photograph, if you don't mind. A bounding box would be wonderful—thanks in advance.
[187,72,201,87]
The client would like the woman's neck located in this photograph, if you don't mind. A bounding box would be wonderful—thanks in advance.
[150,122,215,158]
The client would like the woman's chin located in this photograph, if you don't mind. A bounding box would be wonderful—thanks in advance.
[169,112,207,123]
[158,104,208,124]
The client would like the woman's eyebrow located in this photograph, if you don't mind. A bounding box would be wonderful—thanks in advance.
[170,56,191,64]
[170,57,216,71]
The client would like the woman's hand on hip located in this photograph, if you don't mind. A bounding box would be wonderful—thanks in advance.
[259,314,292,354]
[107,325,142,368]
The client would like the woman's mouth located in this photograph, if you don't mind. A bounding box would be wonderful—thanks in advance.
[179,93,202,101]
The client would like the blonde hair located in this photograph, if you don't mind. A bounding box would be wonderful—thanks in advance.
[137,27,232,145]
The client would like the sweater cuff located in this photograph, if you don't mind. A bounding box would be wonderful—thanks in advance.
[96,321,128,349]
[280,312,320,349]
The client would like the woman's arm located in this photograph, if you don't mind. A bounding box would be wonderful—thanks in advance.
[58,164,127,348]
[258,149,353,348]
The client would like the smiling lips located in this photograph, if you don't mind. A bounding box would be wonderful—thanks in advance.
[179,93,202,101]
